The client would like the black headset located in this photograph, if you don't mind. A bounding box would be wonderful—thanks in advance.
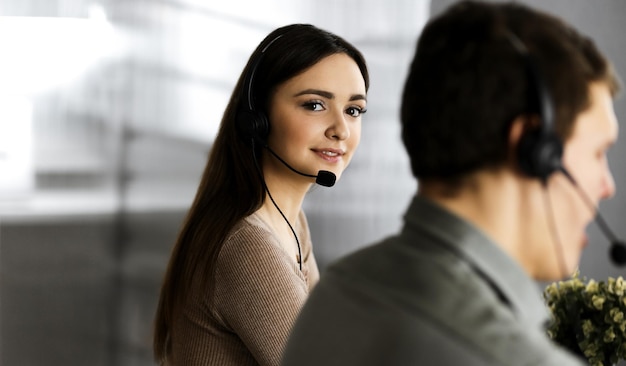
[235,34,284,144]
[507,33,626,268]
[508,33,564,183]
[234,30,337,189]
[232,33,308,271]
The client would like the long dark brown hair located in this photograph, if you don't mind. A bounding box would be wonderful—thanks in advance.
[153,23,369,363]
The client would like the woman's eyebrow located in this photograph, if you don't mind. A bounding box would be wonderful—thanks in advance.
[294,89,334,99]
[294,89,367,102]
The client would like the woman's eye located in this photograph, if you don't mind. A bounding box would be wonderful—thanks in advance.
[302,101,324,111]
[346,106,366,117]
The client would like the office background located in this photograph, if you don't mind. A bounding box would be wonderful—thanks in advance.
[0,0,624,365]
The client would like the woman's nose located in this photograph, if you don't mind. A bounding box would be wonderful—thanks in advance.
[326,113,349,140]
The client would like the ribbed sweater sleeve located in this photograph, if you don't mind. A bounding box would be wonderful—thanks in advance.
[213,227,306,365]
[169,212,318,366]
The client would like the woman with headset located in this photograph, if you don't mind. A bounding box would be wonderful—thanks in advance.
[153,23,369,365]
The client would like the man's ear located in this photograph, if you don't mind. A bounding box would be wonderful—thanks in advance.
[507,115,540,163]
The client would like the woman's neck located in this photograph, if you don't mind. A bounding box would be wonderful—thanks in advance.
[261,169,310,223]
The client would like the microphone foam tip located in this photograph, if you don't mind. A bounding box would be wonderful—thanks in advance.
[610,242,626,266]
[316,170,336,187]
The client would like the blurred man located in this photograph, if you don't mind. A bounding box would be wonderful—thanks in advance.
[282,1,620,365]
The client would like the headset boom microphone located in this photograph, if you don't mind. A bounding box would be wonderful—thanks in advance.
[507,31,625,267]
[264,145,336,187]
[560,167,626,266]
[236,33,337,188]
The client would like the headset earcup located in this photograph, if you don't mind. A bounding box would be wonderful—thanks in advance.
[517,129,564,181]
[235,109,270,144]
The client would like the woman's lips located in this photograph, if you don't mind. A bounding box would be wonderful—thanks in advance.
[313,148,344,163]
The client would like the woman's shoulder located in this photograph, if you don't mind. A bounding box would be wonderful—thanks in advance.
[223,212,276,251]
[219,211,308,264]
[225,210,310,246]
[215,211,306,285]
[216,210,313,277]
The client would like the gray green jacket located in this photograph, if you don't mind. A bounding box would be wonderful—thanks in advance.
[282,195,585,365]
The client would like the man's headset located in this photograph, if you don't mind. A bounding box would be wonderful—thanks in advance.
[509,35,564,182]
[508,32,626,266]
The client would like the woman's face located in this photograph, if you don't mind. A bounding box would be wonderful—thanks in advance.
[264,53,367,186]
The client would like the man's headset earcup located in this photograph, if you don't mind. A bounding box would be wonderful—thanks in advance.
[516,128,564,181]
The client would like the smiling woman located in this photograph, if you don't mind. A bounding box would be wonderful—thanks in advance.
[265,53,367,185]
[152,23,369,366]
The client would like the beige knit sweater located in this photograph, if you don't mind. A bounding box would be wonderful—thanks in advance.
[169,211,320,366]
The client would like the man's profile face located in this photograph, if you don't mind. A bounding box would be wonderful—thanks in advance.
[541,82,619,279]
